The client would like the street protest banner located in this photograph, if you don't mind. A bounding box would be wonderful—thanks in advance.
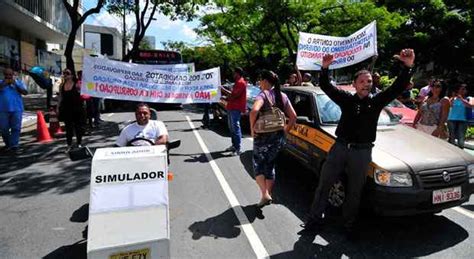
[155,63,195,73]
[296,21,377,70]
[82,56,220,103]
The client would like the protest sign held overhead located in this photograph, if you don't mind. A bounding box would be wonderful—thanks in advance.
[297,21,377,70]
[82,56,221,104]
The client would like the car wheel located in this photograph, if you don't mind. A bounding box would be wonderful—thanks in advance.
[328,180,345,207]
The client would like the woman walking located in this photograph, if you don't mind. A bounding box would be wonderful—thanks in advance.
[249,70,297,207]
[58,69,85,152]
[447,83,472,148]
[413,80,449,137]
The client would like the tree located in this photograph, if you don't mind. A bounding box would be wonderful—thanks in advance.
[376,0,474,84]
[195,0,405,81]
[107,0,207,62]
[63,0,106,74]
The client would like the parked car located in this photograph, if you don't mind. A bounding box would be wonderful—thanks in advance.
[336,85,417,126]
[386,99,417,126]
[213,84,260,129]
[281,86,474,216]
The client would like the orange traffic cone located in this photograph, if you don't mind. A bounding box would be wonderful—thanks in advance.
[36,111,53,143]
[48,107,64,137]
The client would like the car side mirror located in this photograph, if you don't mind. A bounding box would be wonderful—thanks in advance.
[296,116,313,125]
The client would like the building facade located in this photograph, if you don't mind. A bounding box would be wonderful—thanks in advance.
[0,0,83,76]
[84,24,123,61]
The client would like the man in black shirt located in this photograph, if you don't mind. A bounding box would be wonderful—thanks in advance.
[300,49,415,237]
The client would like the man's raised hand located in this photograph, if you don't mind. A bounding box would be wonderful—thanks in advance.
[393,49,415,68]
[322,54,334,69]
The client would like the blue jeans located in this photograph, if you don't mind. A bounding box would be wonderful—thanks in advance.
[202,103,211,126]
[0,111,22,148]
[448,120,468,148]
[227,110,242,151]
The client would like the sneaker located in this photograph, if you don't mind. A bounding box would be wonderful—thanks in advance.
[232,150,242,156]
[65,145,72,153]
[225,146,236,152]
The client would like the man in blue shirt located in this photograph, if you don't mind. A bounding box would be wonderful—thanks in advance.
[0,68,28,153]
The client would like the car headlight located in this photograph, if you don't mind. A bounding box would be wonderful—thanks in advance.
[468,164,474,184]
[374,169,413,187]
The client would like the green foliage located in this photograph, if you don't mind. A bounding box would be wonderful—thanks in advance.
[466,127,474,139]
[190,0,406,81]
[105,0,206,61]
[380,75,395,90]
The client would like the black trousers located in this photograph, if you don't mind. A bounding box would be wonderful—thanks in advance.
[309,142,372,227]
[64,116,84,146]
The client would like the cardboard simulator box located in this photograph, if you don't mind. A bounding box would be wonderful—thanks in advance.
[87,145,170,259]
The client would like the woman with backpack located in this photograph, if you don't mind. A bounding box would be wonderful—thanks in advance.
[249,70,297,207]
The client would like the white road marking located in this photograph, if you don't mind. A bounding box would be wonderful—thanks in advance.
[186,116,269,259]
[106,113,115,117]
[451,206,474,219]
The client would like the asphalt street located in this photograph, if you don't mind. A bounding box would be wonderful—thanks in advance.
[0,105,473,258]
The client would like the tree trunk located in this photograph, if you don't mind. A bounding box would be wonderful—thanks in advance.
[64,24,79,75]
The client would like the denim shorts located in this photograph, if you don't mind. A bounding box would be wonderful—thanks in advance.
[253,131,285,180]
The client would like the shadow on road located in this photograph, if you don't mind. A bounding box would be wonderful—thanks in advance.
[461,204,474,212]
[239,150,255,179]
[269,158,470,258]
[43,239,87,259]
[44,204,90,258]
[70,203,89,223]
[0,121,119,198]
[170,151,234,163]
[188,205,264,240]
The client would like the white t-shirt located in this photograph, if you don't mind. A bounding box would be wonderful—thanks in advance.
[116,120,168,146]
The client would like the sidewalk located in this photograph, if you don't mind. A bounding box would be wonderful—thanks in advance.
[21,93,52,129]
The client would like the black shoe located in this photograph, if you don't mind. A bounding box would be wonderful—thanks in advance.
[343,225,360,242]
[299,218,323,233]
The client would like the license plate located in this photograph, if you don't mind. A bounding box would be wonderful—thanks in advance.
[432,186,461,204]
[109,248,149,259]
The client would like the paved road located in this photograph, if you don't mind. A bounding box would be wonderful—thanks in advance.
[0,106,473,258]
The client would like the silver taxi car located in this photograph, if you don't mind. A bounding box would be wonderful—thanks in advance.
[282,86,474,216]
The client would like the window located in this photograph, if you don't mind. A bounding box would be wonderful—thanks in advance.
[292,93,313,120]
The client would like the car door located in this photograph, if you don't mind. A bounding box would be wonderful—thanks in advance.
[284,90,316,168]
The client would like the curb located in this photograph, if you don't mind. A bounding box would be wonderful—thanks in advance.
[22,112,37,129]
[464,141,474,150]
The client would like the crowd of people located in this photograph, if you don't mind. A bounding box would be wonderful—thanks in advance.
[0,46,472,240]
[281,63,473,149]
[0,67,104,155]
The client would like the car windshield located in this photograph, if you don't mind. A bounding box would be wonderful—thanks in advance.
[316,94,399,125]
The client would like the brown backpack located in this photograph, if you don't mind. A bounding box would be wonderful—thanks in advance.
[253,91,286,133]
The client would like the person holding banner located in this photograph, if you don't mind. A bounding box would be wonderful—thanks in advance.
[221,67,247,156]
[300,49,415,239]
